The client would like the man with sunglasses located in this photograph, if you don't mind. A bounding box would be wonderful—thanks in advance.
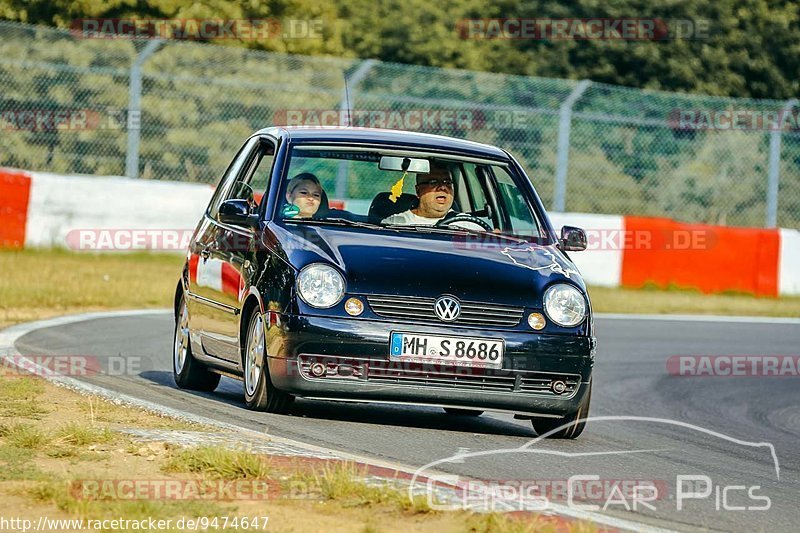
[382,164,463,226]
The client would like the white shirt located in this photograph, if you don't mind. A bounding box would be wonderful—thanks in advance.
[381,210,443,226]
[382,210,486,231]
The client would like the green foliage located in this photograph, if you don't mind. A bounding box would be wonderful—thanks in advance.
[0,5,799,228]
[1,0,797,98]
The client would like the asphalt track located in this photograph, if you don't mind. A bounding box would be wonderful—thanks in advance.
[10,312,800,532]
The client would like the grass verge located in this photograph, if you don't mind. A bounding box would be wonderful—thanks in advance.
[0,375,594,531]
[2,248,799,328]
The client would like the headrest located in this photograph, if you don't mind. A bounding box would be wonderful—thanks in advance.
[316,189,331,217]
[368,192,418,222]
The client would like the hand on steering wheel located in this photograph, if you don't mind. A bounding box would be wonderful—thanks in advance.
[435,213,493,231]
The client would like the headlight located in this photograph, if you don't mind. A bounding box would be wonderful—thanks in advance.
[297,263,345,308]
[543,284,587,327]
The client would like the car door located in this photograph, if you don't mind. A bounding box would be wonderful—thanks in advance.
[196,137,277,363]
[187,137,258,361]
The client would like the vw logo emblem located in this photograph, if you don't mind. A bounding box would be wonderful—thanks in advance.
[434,295,461,322]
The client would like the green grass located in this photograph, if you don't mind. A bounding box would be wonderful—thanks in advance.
[0,422,49,449]
[163,445,271,480]
[53,422,115,447]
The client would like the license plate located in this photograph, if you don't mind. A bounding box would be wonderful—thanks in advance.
[390,332,504,369]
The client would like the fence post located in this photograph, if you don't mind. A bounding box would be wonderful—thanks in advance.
[125,40,163,179]
[766,98,798,227]
[553,80,591,212]
[335,59,377,199]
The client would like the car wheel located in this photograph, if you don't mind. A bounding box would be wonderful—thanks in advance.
[530,381,592,439]
[443,408,484,417]
[243,310,293,413]
[173,296,221,392]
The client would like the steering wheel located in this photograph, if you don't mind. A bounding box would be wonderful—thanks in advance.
[435,213,493,231]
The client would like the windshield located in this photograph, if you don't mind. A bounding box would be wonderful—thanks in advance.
[277,147,545,240]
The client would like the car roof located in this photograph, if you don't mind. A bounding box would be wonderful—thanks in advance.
[254,126,510,160]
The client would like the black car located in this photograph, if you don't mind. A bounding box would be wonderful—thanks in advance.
[174,127,594,438]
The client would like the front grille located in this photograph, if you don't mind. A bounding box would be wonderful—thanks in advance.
[366,294,524,327]
[298,356,580,397]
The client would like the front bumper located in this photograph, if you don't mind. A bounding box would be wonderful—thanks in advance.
[266,314,595,417]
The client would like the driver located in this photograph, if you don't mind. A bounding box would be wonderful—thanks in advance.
[382,164,462,225]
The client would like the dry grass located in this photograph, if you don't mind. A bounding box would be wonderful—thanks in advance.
[467,512,598,533]
[0,377,49,419]
[163,445,272,480]
[588,284,800,317]
[291,461,434,513]
[0,375,598,531]
[0,248,183,328]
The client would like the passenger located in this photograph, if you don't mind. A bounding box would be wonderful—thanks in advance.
[285,173,323,218]
[381,164,456,225]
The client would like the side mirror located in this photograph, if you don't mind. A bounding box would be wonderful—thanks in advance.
[560,226,587,252]
[218,199,258,227]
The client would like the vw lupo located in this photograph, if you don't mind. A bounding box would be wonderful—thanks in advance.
[174,127,594,438]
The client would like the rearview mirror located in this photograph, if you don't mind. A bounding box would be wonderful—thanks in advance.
[218,199,259,227]
[379,156,430,174]
[560,226,587,252]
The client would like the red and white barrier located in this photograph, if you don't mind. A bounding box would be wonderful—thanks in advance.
[22,170,214,248]
[1,167,799,297]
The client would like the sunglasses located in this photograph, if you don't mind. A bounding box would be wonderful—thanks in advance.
[417,178,454,187]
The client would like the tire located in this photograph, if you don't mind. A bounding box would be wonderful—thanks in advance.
[242,309,293,413]
[443,408,484,417]
[173,295,221,392]
[530,382,592,439]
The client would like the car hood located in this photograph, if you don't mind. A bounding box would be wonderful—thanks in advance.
[270,223,586,307]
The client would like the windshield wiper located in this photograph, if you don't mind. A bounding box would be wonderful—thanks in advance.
[383,224,459,234]
[288,218,534,243]
[286,217,389,231]
[385,223,529,243]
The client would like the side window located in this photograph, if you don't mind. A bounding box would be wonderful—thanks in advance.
[230,138,276,208]
[207,138,259,218]
[492,167,541,238]
[460,163,491,225]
